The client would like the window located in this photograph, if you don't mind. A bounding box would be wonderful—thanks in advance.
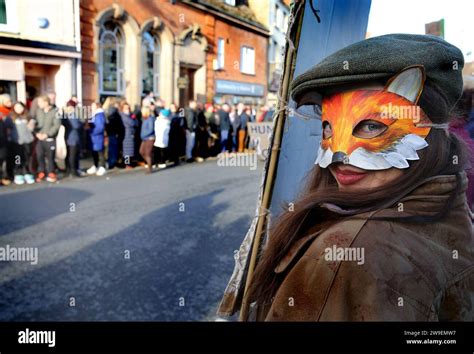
[0,0,6,24]
[240,46,255,75]
[217,38,225,69]
[224,0,236,6]
[276,6,284,30]
[99,20,125,96]
[141,31,160,96]
[269,40,278,63]
[0,0,18,33]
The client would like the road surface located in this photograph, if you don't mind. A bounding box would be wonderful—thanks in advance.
[0,159,262,321]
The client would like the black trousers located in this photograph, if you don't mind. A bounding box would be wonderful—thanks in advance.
[36,139,56,174]
[0,157,5,180]
[155,147,166,164]
[6,142,15,179]
[12,143,33,175]
[92,150,105,168]
[67,145,80,174]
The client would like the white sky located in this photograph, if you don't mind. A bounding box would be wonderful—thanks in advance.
[367,0,474,62]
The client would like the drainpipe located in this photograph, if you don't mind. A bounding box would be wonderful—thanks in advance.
[73,0,83,103]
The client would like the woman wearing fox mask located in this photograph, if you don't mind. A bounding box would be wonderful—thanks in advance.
[247,34,474,321]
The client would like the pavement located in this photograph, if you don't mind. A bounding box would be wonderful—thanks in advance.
[0,157,262,321]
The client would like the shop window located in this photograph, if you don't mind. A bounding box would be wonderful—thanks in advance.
[141,31,161,96]
[99,20,125,96]
[240,46,255,75]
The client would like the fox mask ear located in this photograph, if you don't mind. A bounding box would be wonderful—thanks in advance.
[384,65,426,104]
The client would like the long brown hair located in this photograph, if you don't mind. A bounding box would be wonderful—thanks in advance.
[11,102,29,121]
[247,127,469,309]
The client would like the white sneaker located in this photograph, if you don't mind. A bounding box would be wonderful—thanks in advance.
[96,166,107,176]
[87,165,97,175]
[158,163,167,169]
[14,175,25,185]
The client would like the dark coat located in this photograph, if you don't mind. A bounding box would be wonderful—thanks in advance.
[185,108,198,132]
[217,110,231,131]
[120,112,138,158]
[106,107,125,139]
[168,113,186,160]
[63,114,83,147]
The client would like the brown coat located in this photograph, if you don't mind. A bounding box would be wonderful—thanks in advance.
[257,174,474,321]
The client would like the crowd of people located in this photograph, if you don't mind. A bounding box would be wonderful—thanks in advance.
[0,91,274,186]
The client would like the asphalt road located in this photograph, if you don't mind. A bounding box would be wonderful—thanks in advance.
[0,158,262,321]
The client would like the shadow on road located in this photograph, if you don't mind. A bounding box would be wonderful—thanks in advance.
[0,187,253,321]
[0,187,92,237]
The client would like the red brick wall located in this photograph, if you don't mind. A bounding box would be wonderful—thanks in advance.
[80,0,268,104]
[214,18,267,86]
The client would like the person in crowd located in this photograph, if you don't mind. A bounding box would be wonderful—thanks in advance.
[154,98,165,117]
[104,97,124,169]
[47,91,57,109]
[218,103,232,152]
[142,91,155,108]
[204,103,220,157]
[0,93,12,118]
[63,99,85,178]
[236,102,250,153]
[132,104,145,166]
[168,103,186,166]
[63,100,85,177]
[185,100,198,162]
[194,108,209,162]
[0,115,7,185]
[139,105,156,174]
[154,108,171,169]
[87,101,107,176]
[230,105,240,152]
[0,94,13,182]
[34,95,61,182]
[0,96,11,185]
[119,101,138,169]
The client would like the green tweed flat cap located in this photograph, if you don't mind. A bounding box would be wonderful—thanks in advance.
[291,34,464,122]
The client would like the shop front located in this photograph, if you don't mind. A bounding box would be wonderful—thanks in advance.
[214,79,265,106]
[0,38,80,108]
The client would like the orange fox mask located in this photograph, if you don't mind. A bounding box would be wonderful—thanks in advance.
[315,66,433,170]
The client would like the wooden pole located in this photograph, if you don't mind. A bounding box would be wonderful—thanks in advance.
[239,1,305,321]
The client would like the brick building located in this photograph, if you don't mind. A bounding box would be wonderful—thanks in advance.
[80,0,269,108]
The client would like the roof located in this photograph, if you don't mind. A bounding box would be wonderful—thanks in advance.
[182,0,269,35]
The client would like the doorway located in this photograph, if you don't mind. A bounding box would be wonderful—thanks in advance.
[178,65,197,108]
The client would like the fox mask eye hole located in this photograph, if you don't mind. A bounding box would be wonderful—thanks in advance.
[322,121,332,139]
[353,119,388,139]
